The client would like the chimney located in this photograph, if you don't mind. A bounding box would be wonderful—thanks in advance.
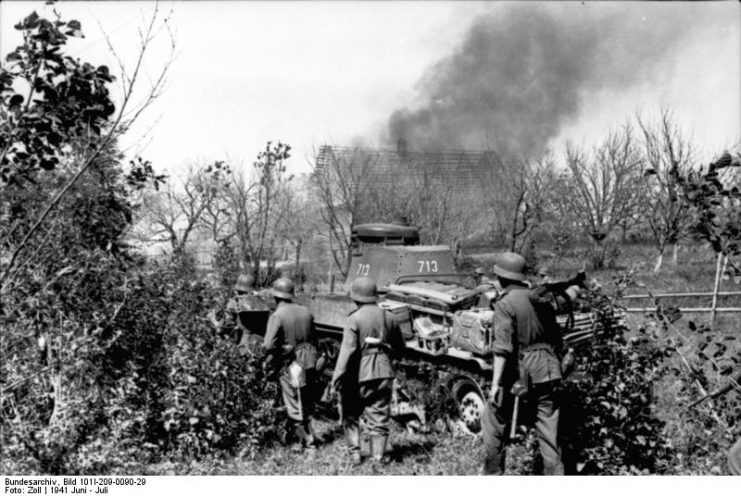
[397,138,408,158]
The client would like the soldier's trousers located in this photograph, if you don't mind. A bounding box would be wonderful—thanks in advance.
[278,369,317,445]
[481,380,564,475]
[340,378,393,454]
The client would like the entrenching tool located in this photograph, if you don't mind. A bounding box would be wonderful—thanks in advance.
[509,396,520,439]
[509,380,528,439]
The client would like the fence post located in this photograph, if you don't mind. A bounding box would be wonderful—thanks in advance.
[711,253,726,330]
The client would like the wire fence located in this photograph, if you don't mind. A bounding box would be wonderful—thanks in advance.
[622,291,741,314]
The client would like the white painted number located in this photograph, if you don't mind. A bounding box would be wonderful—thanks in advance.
[417,260,439,273]
[356,264,370,276]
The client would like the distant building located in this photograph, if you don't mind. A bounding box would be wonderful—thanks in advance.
[314,141,504,195]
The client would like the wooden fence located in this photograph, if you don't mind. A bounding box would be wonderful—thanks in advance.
[622,254,740,330]
[623,291,741,313]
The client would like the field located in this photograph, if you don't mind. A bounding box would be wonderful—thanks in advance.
[103,242,741,476]
[2,3,740,480]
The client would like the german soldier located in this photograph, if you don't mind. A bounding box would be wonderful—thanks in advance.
[482,252,565,475]
[210,273,267,355]
[263,277,319,453]
[331,277,405,465]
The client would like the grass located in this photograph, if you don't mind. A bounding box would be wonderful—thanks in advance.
[138,418,549,476]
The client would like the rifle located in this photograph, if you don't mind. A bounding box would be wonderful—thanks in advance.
[531,270,588,298]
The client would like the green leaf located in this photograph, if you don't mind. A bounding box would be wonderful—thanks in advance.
[23,11,40,29]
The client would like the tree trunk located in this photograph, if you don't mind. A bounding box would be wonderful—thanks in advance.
[294,240,301,270]
[294,240,302,291]
[252,259,261,287]
[589,239,606,270]
[342,243,352,280]
[653,251,664,273]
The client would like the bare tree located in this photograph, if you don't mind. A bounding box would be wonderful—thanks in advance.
[311,147,379,278]
[364,157,471,247]
[637,110,695,272]
[195,161,234,245]
[224,142,294,285]
[481,151,558,253]
[276,179,321,288]
[135,161,225,254]
[562,124,643,269]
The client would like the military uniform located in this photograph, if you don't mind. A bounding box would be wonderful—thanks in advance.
[482,282,565,475]
[263,299,318,447]
[332,302,406,461]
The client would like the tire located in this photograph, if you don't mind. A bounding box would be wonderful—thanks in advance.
[450,378,486,434]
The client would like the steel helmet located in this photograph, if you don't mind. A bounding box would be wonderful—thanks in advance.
[234,274,255,292]
[271,277,295,300]
[492,252,527,282]
[350,276,378,303]
[474,267,485,276]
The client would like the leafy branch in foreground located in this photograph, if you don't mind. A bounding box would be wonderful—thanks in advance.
[0,3,174,292]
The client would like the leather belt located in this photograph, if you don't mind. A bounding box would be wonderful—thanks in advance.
[521,342,553,353]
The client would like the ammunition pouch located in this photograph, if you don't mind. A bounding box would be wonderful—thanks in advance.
[315,353,328,374]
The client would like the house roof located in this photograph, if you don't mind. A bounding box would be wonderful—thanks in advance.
[315,145,503,193]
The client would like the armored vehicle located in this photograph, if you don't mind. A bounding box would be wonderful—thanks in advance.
[298,222,616,433]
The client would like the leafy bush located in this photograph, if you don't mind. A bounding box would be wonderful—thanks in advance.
[558,274,740,475]
[1,259,284,474]
[213,240,240,288]
[561,323,675,474]
[154,273,282,460]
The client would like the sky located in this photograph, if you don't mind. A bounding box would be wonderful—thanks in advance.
[1,1,739,176]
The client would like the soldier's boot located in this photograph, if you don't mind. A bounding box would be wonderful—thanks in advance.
[371,436,390,464]
[295,422,316,452]
[344,425,362,465]
[304,420,318,459]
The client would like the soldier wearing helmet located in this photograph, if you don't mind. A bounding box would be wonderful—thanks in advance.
[211,273,267,355]
[331,276,406,465]
[263,277,319,454]
[482,251,565,475]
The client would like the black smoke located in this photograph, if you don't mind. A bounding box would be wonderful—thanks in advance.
[385,3,725,159]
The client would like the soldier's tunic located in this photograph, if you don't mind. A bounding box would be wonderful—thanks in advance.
[482,282,565,475]
[263,301,318,424]
[332,303,405,453]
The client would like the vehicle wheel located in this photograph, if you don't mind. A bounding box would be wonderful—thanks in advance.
[451,379,485,434]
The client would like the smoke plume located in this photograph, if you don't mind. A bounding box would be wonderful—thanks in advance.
[385,3,720,159]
